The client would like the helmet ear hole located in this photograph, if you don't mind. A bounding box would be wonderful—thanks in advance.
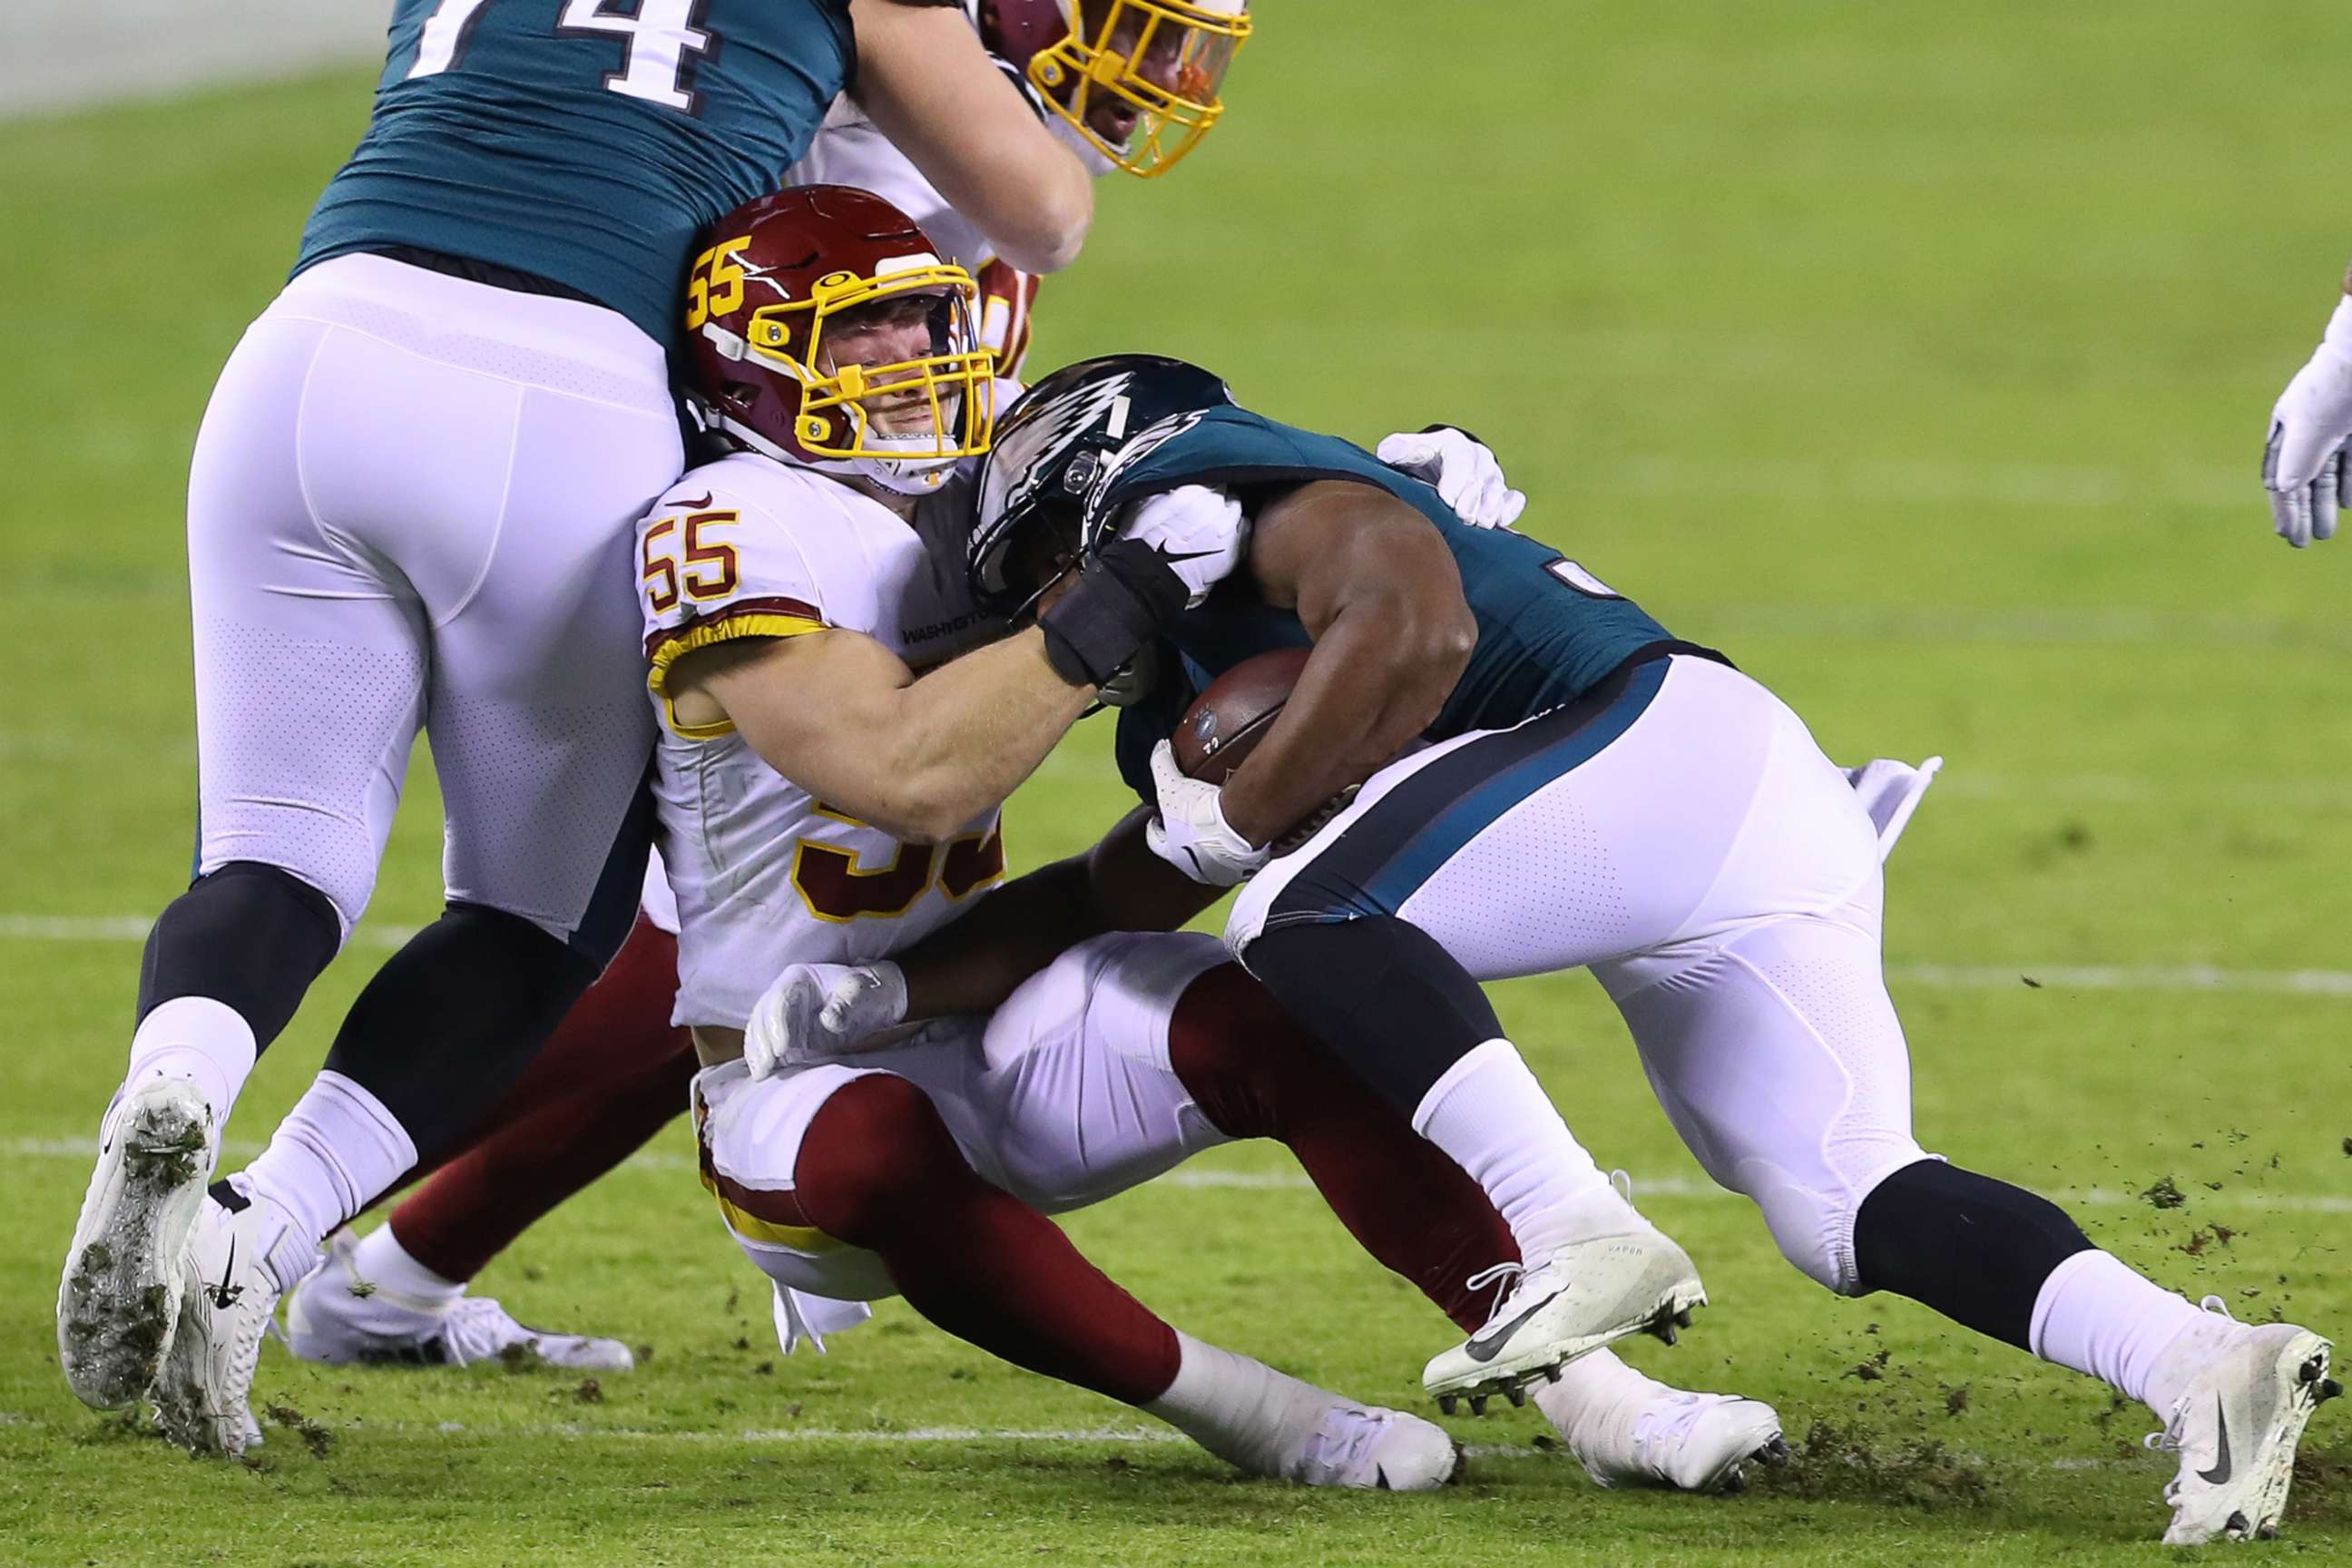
[721,380,762,413]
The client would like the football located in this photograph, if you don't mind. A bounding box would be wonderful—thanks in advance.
[1171,646,1312,784]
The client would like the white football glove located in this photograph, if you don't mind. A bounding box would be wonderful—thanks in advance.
[1117,485,1248,607]
[742,960,908,1080]
[1377,426,1527,530]
[2263,295,2352,548]
[1144,740,1271,887]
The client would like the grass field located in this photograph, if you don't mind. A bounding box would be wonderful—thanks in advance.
[5,3,2352,1563]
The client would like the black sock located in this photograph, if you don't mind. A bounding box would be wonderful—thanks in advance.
[1239,916,1504,1121]
[320,903,597,1166]
[135,861,341,1053]
[1852,1158,2094,1348]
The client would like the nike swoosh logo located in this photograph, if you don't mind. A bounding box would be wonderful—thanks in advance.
[2198,1397,2233,1485]
[1463,1288,1563,1364]
[674,494,714,509]
[208,1237,244,1312]
[1151,546,1223,564]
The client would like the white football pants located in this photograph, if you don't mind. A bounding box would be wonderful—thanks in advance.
[186,254,678,941]
[1230,654,1933,1294]
[695,932,1232,1312]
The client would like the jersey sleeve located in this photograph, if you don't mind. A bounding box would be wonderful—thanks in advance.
[638,470,833,741]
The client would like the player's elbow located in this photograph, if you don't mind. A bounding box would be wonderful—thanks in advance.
[988,172,1093,274]
[879,773,997,846]
[1394,601,1478,695]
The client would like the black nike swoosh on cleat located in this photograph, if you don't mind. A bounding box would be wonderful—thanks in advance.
[1463,1289,1563,1364]
[208,1238,243,1312]
[2198,1397,2233,1485]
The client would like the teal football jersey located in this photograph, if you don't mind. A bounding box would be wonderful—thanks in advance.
[296,0,854,352]
[1100,406,1691,799]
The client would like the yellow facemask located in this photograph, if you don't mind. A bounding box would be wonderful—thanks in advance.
[1029,0,1252,178]
[742,262,998,464]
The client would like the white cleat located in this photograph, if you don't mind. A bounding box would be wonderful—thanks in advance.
[2146,1304,2338,1545]
[1424,1235,1707,1413]
[57,1080,215,1410]
[1542,1380,1785,1494]
[286,1230,635,1373]
[150,1193,292,1458]
[1292,1405,1462,1491]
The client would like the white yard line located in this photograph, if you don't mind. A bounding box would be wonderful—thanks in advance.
[3,1139,2341,1210]
[14,914,2352,1004]
[1886,962,2352,996]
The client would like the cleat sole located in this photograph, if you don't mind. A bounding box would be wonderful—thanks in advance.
[57,1087,211,1410]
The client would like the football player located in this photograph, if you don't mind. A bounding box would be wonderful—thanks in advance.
[64,0,1102,1457]
[280,0,1262,1375]
[771,353,2337,1544]
[290,2,1538,1383]
[2261,268,2352,546]
[610,184,1494,1488]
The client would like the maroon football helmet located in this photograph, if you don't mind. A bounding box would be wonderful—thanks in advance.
[973,0,1251,178]
[681,185,995,495]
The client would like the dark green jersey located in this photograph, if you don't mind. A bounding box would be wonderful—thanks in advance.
[1103,406,1694,799]
[296,0,853,352]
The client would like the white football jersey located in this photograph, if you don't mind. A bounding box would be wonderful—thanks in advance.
[638,452,1009,1029]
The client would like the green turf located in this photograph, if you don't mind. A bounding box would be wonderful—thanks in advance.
[4,3,2351,1562]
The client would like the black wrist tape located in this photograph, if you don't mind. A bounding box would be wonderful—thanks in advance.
[1039,537,1188,688]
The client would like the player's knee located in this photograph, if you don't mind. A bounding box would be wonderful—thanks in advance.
[1164,963,1311,1140]
[1732,1168,1869,1294]
[200,822,376,937]
[793,1074,973,1246]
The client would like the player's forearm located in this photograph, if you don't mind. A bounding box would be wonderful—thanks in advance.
[1220,603,1467,846]
[848,0,1093,273]
[897,855,1103,1020]
[867,630,1095,841]
[896,809,1217,1020]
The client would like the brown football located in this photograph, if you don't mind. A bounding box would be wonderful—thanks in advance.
[1171,646,1312,784]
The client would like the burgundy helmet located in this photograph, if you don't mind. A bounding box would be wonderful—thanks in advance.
[681,185,995,495]
[977,0,1252,178]
[972,0,1073,73]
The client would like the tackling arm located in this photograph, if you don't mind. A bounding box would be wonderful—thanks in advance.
[667,624,1093,843]
[891,807,1222,1020]
[848,0,1093,273]
[1213,481,1477,846]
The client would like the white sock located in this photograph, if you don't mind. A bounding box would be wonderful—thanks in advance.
[117,996,258,1140]
[1412,1039,1632,1260]
[2029,1250,2219,1415]
[1143,1330,1336,1478]
[239,1071,418,1289]
[353,1225,466,1311]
